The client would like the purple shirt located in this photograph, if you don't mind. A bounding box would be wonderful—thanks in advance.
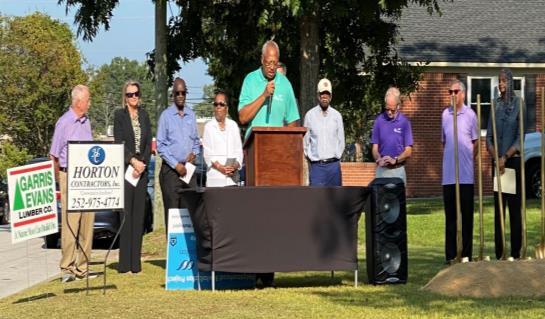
[371,112,413,158]
[49,107,93,168]
[441,104,478,185]
[156,104,200,169]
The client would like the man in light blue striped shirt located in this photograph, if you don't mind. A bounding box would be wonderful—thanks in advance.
[303,78,345,186]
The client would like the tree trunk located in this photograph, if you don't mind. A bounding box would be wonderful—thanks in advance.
[154,0,168,229]
[299,9,320,118]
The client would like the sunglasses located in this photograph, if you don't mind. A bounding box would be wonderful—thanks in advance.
[174,90,187,97]
[213,102,227,107]
[125,91,140,98]
[448,89,461,95]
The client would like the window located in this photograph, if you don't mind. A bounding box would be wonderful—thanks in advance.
[467,76,525,135]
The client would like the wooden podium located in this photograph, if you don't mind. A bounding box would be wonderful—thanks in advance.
[244,127,307,186]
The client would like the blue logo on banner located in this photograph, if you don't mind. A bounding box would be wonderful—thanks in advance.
[88,146,105,165]
[165,209,255,290]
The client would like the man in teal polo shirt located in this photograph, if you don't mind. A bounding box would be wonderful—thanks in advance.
[237,40,300,288]
[238,40,300,139]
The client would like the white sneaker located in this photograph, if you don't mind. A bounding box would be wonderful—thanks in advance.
[76,272,99,280]
[61,274,76,283]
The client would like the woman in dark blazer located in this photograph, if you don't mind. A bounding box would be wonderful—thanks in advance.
[114,80,152,273]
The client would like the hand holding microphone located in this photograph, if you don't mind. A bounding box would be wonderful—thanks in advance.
[264,80,275,97]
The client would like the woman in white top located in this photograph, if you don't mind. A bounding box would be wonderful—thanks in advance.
[202,91,244,187]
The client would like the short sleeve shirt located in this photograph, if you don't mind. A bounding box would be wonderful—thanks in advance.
[49,108,93,168]
[238,68,300,138]
[371,112,413,158]
[441,104,478,185]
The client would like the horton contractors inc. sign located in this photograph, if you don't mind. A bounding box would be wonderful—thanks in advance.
[7,161,58,243]
[67,142,124,211]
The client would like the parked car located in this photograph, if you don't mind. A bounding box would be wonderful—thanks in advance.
[38,156,155,248]
[524,132,542,198]
[0,180,9,225]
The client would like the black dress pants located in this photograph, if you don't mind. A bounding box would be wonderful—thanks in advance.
[443,184,474,262]
[119,175,147,273]
[493,157,522,259]
[159,162,196,236]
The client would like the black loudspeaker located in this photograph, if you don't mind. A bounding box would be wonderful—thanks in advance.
[365,177,407,284]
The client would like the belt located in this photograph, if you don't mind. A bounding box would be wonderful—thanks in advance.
[311,158,339,164]
[385,163,405,169]
[59,167,67,172]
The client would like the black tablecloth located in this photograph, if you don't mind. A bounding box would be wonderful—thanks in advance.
[181,186,368,273]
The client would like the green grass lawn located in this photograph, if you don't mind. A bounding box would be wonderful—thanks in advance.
[1,198,545,318]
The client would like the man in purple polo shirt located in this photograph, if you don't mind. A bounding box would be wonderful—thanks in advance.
[50,84,96,283]
[371,87,413,184]
[441,79,478,263]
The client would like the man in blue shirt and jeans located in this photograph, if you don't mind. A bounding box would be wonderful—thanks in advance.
[157,78,200,233]
[304,78,345,186]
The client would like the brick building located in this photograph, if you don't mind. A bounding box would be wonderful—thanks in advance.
[342,0,545,197]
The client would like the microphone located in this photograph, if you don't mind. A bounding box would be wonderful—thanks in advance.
[266,80,274,123]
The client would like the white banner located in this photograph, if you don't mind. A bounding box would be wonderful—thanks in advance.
[7,160,58,243]
[67,142,124,211]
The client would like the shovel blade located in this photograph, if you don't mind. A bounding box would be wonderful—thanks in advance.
[535,244,545,259]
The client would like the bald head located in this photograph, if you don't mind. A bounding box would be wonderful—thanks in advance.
[172,77,187,109]
[261,40,280,80]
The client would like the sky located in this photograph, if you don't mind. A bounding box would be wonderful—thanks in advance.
[0,0,212,105]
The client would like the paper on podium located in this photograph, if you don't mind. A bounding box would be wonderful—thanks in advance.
[125,165,141,187]
[179,162,196,184]
[493,168,516,194]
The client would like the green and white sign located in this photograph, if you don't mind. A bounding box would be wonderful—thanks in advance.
[7,160,58,243]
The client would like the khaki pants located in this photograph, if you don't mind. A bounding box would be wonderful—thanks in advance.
[59,171,95,276]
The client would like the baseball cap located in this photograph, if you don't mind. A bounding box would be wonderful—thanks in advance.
[317,78,332,94]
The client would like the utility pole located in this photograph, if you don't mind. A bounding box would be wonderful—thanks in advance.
[154,0,167,229]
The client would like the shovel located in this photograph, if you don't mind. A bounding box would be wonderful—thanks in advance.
[490,99,507,260]
[519,97,528,259]
[536,87,545,259]
[476,95,487,261]
[451,95,463,262]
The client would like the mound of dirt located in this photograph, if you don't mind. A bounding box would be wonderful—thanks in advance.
[423,259,545,298]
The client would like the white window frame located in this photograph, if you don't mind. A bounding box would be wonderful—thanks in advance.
[467,75,525,136]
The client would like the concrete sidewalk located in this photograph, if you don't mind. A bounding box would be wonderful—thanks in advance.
[0,225,61,299]
[0,225,121,299]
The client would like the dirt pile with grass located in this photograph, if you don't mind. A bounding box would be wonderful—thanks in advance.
[423,259,545,298]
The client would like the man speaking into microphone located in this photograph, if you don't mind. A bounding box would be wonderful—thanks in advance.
[238,40,300,140]
[237,40,300,288]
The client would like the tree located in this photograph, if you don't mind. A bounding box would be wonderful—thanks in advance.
[0,13,86,156]
[0,141,30,180]
[88,57,156,135]
[192,84,216,119]
[59,1,442,158]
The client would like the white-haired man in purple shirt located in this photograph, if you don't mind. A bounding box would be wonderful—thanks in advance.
[50,84,96,283]
[441,79,478,263]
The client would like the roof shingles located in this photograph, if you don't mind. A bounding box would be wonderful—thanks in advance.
[396,0,545,63]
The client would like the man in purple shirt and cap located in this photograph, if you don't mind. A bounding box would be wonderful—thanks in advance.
[441,79,478,263]
[371,87,413,184]
[50,84,96,283]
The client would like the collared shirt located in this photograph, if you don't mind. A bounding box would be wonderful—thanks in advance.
[371,112,413,158]
[486,95,525,156]
[49,107,93,168]
[157,104,200,169]
[238,68,300,139]
[202,118,244,187]
[303,105,345,161]
[441,104,478,185]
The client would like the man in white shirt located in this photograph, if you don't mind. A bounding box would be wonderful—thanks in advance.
[303,78,345,186]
